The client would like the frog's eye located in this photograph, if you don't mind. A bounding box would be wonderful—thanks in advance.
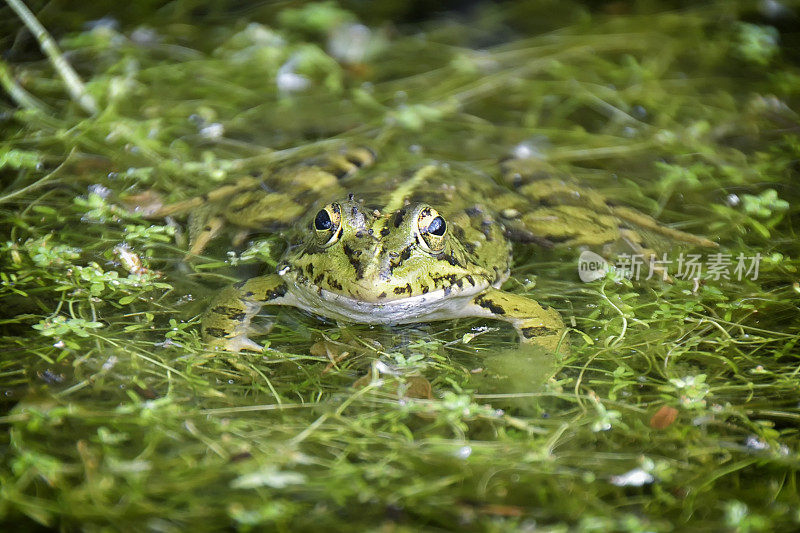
[417,207,447,253]
[313,203,342,246]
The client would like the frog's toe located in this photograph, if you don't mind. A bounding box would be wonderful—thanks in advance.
[520,329,570,355]
[209,335,264,353]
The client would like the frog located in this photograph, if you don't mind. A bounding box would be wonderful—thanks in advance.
[149,148,716,353]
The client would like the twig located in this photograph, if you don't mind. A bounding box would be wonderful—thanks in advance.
[4,0,98,114]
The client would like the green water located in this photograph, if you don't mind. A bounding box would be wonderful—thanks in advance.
[1,1,799,530]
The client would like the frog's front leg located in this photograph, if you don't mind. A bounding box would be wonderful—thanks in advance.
[202,274,295,352]
[469,289,568,354]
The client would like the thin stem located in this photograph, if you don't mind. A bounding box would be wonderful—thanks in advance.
[4,0,98,114]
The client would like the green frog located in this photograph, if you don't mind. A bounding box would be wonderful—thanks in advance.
[152,148,715,353]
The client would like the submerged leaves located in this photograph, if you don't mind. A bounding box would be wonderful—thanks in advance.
[231,467,307,489]
[33,315,104,338]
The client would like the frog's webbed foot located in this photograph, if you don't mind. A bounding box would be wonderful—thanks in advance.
[500,159,717,253]
[612,206,718,248]
[202,274,293,352]
[143,147,375,256]
[315,146,376,179]
[140,176,262,258]
[501,205,622,248]
[185,213,225,259]
[501,222,556,248]
[150,177,262,218]
[467,288,569,354]
[209,334,264,353]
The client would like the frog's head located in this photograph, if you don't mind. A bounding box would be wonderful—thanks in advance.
[282,195,490,303]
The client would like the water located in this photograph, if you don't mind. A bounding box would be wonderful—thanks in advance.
[1,1,798,530]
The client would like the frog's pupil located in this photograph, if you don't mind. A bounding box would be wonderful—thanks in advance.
[428,216,446,236]
[315,210,332,231]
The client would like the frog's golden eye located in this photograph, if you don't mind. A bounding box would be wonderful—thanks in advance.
[417,207,447,253]
[313,203,342,246]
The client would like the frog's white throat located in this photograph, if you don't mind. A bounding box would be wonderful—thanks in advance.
[283,274,491,325]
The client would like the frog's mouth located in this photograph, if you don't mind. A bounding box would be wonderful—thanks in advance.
[286,275,490,325]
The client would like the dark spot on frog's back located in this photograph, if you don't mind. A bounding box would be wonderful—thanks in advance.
[475,296,505,315]
[389,246,413,273]
[522,326,555,338]
[441,273,457,285]
[393,209,406,228]
[342,243,365,279]
[212,306,246,321]
[380,227,391,237]
[539,234,569,244]
[393,283,412,295]
[264,284,288,301]
[204,327,228,338]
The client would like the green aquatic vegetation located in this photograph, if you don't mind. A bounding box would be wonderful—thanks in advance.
[0,147,42,170]
[277,1,356,38]
[742,189,790,218]
[664,374,710,410]
[32,315,104,340]
[710,187,791,239]
[1,0,800,531]
[18,235,80,268]
[735,22,780,66]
